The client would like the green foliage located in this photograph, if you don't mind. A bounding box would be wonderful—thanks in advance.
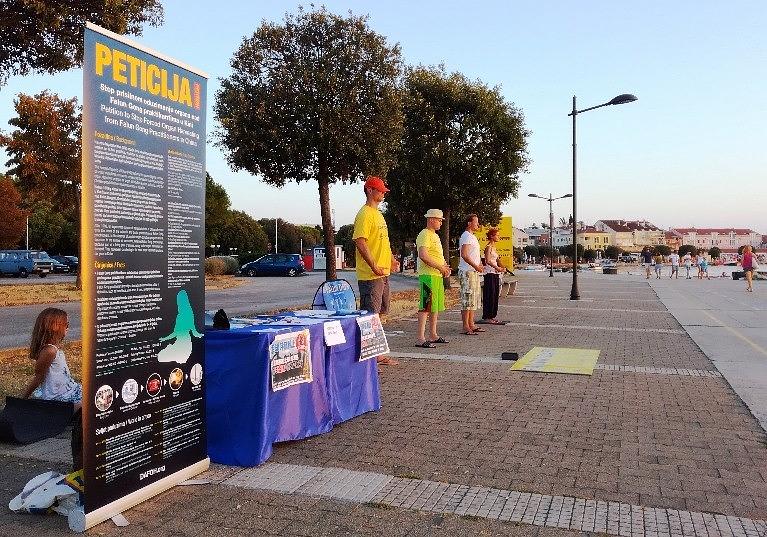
[559,243,584,260]
[205,173,231,246]
[0,0,164,85]
[29,202,67,251]
[538,245,555,259]
[604,245,622,260]
[513,247,524,263]
[708,246,722,259]
[583,248,598,262]
[335,223,357,268]
[0,177,28,248]
[385,66,529,253]
[653,244,671,256]
[259,218,301,254]
[215,6,404,279]
[204,256,239,275]
[523,245,539,259]
[678,244,697,257]
[220,210,268,256]
[297,225,322,250]
[204,257,226,276]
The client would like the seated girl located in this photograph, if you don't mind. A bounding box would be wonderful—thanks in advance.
[21,308,82,412]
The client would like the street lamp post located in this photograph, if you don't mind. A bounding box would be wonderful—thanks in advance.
[528,193,572,277]
[568,93,637,299]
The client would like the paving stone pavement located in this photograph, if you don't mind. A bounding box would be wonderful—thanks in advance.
[2,271,767,536]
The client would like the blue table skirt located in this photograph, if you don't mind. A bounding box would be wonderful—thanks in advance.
[205,316,380,466]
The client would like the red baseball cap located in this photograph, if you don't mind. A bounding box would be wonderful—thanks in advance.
[364,176,390,193]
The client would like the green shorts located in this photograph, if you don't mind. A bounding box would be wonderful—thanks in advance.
[419,274,446,312]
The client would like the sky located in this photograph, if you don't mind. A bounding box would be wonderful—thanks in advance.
[1,1,766,233]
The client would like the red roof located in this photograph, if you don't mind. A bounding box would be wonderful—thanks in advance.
[671,228,756,235]
[598,220,662,232]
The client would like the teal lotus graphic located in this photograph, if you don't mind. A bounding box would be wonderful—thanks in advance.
[158,289,202,364]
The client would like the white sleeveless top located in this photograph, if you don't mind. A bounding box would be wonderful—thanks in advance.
[484,246,500,274]
[32,344,82,403]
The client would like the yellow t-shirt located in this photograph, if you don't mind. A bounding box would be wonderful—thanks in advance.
[416,228,445,277]
[353,204,392,281]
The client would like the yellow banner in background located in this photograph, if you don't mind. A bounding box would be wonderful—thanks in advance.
[473,216,514,271]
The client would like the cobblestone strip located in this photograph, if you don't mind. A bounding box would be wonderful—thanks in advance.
[595,364,722,377]
[229,462,767,537]
[500,304,675,314]
[388,352,720,379]
[402,317,686,334]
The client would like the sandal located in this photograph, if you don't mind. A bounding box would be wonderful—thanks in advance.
[462,331,478,336]
[428,337,449,344]
[472,327,486,333]
[415,341,437,348]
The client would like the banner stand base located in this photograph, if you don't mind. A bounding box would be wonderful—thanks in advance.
[69,458,209,532]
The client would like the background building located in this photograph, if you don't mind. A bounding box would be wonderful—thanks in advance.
[669,228,762,250]
[577,226,611,252]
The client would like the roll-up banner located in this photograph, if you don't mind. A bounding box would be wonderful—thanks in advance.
[76,22,208,531]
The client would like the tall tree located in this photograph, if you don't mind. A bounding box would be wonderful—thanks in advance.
[386,66,529,260]
[215,6,404,280]
[334,223,357,268]
[28,201,67,251]
[220,210,269,256]
[0,91,81,212]
[0,176,28,248]
[0,0,164,85]
[205,172,231,247]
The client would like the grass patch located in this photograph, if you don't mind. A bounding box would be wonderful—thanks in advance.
[204,275,246,291]
[386,285,459,321]
[0,283,81,307]
[0,277,245,308]
[363,502,395,510]
[0,341,82,403]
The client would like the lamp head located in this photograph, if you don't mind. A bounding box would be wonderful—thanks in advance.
[562,194,573,198]
[608,94,638,106]
[528,193,540,198]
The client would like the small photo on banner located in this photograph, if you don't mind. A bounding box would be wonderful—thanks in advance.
[357,314,389,361]
[270,329,313,391]
[510,347,600,375]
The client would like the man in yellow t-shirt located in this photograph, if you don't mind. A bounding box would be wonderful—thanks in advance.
[353,176,399,365]
[414,209,452,348]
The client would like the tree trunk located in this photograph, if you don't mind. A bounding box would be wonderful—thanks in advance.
[317,172,337,281]
[399,239,406,273]
[441,207,451,289]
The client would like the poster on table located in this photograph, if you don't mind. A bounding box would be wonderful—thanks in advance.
[77,22,208,531]
[270,329,313,391]
[357,314,390,361]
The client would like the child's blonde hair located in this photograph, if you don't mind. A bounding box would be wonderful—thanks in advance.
[29,307,68,361]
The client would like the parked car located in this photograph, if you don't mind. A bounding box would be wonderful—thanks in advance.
[28,251,55,277]
[0,250,35,278]
[239,254,305,277]
[50,259,70,273]
[52,255,78,273]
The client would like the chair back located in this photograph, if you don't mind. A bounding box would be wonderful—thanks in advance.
[312,279,357,310]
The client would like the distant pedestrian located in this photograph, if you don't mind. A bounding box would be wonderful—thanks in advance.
[741,245,755,292]
[683,251,693,279]
[697,251,710,280]
[641,247,653,279]
[668,250,680,279]
[414,209,452,347]
[458,214,484,335]
[653,253,663,279]
[353,176,400,365]
[481,228,505,324]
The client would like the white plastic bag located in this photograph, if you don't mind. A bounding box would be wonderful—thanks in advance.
[8,471,80,516]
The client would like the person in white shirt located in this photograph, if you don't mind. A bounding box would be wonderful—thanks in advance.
[682,251,693,279]
[458,214,484,335]
[668,250,680,279]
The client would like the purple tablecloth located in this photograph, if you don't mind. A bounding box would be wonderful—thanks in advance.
[205,315,380,466]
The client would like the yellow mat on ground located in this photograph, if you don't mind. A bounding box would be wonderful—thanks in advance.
[510,347,600,375]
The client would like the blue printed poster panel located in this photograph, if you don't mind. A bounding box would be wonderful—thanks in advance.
[81,23,208,519]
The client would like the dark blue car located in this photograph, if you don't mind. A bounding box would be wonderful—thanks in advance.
[240,254,305,277]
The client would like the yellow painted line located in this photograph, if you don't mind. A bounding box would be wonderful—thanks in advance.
[701,310,767,358]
